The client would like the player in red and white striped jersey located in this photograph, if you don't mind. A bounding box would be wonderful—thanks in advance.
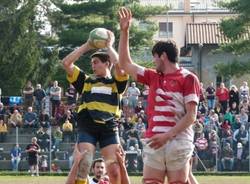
[118,7,200,184]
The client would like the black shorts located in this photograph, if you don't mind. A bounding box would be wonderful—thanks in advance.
[28,157,38,166]
[78,126,120,148]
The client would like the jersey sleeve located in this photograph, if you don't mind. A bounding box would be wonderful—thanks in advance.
[114,73,129,94]
[66,66,87,94]
[183,74,200,105]
[136,67,154,86]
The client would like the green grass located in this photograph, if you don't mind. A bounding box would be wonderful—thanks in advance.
[1,175,250,184]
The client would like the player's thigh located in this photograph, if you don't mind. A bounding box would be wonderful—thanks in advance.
[100,144,119,161]
[78,142,96,153]
[143,164,166,183]
[167,160,190,183]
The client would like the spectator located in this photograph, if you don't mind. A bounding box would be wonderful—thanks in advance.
[199,82,206,104]
[230,101,239,116]
[26,137,40,176]
[40,155,48,172]
[221,142,234,171]
[134,101,144,114]
[193,120,203,141]
[22,81,34,111]
[229,85,239,110]
[36,128,50,152]
[220,120,233,146]
[62,120,73,142]
[23,106,38,132]
[52,126,63,151]
[10,144,21,171]
[8,109,22,128]
[50,80,62,117]
[231,115,242,131]
[206,82,216,110]
[0,102,7,122]
[0,119,7,142]
[135,117,146,138]
[54,102,65,125]
[141,85,149,109]
[216,82,229,114]
[65,84,78,106]
[33,84,46,115]
[39,109,50,129]
[194,133,208,160]
[235,142,243,171]
[125,126,140,151]
[127,82,140,112]
[208,130,220,170]
[224,107,233,124]
[239,81,249,101]
[238,108,248,126]
[233,124,248,151]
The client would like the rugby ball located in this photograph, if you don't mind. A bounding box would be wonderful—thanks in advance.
[89,28,109,49]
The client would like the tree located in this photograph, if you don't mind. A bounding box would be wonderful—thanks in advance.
[0,0,41,95]
[216,0,250,77]
[50,0,165,88]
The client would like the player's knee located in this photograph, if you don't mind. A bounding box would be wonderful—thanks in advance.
[106,161,120,180]
[77,152,93,178]
[142,178,164,184]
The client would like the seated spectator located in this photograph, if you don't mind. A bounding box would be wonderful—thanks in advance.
[233,124,248,157]
[40,155,48,172]
[125,126,140,151]
[55,102,65,125]
[230,101,239,116]
[221,142,234,171]
[193,120,203,141]
[231,115,241,131]
[36,128,50,152]
[62,120,73,142]
[224,107,233,124]
[53,126,63,151]
[23,106,38,131]
[135,117,146,138]
[235,142,243,171]
[134,101,144,114]
[194,133,208,160]
[220,120,233,146]
[0,119,8,142]
[10,144,21,171]
[208,130,220,170]
[238,108,248,126]
[39,109,50,128]
[8,104,21,115]
[8,109,22,128]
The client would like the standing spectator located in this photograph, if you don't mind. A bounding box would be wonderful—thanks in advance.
[0,119,7,142]
[127,82,141,112]
[23,106,38,132]
[221,142,234,171]
[65,84,78,106]
[199,82,206,104]
[10,144,21,171]
[239,81,249,101]
[8,109,22,128]
[33,84,46,115]
[233,124,248,153]
[125,126,140,151]
[0,102,7,122]
[216,82,229,114]
[26,137,40,176]
[50,80,62,117]
[55,102,65,126]
[229,85,239,110]
[23,81,34,111]
[141,85,149,109]
[206,82,216,110]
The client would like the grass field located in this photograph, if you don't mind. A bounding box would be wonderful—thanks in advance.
[1,175,250,184]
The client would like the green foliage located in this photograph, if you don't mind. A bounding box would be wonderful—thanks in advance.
[214,59,250,78]
[49,0,165,87]
[0,0,41,95]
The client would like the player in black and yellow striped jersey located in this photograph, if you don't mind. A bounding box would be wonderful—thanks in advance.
[62,30,128,184]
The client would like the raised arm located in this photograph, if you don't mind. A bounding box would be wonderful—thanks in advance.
[62,42,93,77]
[118,7,142,81]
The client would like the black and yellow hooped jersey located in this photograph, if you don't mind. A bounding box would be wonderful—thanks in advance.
[67,66,128,124]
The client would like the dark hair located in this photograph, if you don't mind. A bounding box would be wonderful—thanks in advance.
[152,40,179,63]
[91,53,111,69]
[92,158,105,169]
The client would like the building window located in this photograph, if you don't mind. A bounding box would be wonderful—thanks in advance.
[159,22,173,38]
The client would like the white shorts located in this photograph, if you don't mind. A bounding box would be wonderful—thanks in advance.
[142,138,194,171]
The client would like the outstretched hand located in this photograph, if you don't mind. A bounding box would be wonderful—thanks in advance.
[73,143,88,164]
[118,7,132,31]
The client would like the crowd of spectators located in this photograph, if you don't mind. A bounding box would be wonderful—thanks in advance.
[0,80,250,172]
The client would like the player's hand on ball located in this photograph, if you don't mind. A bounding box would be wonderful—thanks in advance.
[106,31,115,48]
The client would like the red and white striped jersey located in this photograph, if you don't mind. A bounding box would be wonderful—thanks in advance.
[137,67,200,141]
